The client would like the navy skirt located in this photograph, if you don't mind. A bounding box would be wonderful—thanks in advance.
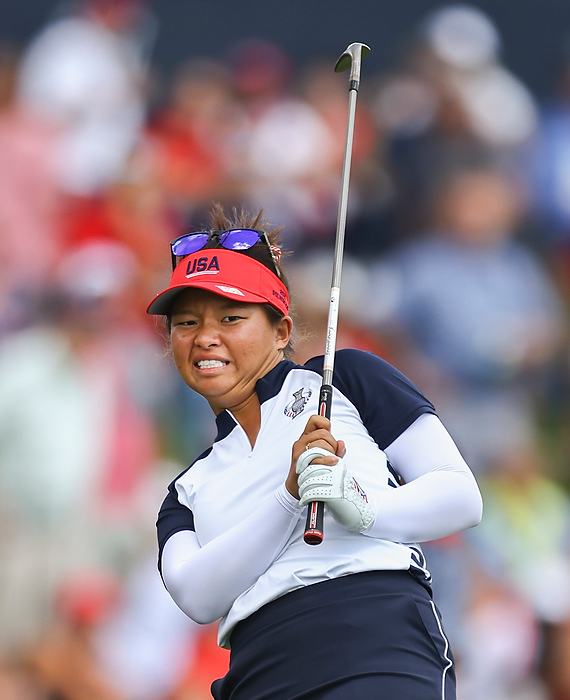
[211,570,456,699]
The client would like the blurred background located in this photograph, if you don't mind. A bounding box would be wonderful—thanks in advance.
[1,0,570,698]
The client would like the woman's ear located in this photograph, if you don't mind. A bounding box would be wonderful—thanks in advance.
[276,315,293,350]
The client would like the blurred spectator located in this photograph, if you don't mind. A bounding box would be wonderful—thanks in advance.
[460,576,546,700]
[373,4,538,237]
[0,43,63,334]
[228,38,292,117]
[367,157,565,699]
[373,162,565,475]
[17,0,156,196]
[421,4,537,148]
[225,39,342,250]
[28,569,124,700]
[94,554,220,700]
[0,241,166,657]
[27,556,218,700]
[59,141,181,297]
[528,37,570,304]
[145,58,247,227]
[300,61,392,256]
[464,430,570,699]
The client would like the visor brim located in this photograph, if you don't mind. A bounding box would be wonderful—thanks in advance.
[146,282,271,315]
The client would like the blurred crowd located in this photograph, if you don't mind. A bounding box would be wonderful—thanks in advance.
[1,0,570,698]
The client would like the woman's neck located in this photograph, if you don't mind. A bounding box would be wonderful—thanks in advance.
[231,393,262,448]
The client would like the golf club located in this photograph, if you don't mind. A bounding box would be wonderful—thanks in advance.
[304,41,371,545]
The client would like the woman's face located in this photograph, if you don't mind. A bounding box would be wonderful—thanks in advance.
[170,288,292,414]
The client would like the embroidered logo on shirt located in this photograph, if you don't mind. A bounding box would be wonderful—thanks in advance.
[284,388,312,418]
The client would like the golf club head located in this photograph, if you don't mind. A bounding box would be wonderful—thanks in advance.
[334,42,371,81]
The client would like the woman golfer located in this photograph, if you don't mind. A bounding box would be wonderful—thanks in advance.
[147,204,482,699]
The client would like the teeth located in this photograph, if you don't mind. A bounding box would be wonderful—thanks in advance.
[197,360,226,368]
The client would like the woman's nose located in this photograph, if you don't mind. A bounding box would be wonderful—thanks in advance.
[194,321,220,348]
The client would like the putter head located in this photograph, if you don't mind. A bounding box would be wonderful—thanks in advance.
[334,42,371,75]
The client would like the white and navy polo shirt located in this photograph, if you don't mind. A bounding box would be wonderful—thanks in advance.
[157,348,436,646]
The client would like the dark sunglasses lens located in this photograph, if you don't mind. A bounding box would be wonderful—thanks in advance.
[171,233,210,257]
[220,229,261,251]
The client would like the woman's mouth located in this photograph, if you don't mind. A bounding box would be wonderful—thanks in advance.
[196,359,228,369]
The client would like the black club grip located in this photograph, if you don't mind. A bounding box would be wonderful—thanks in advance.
[304,501,324,545]
[302,383,332,545]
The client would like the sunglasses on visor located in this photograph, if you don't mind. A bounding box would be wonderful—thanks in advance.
[170,228,282,278]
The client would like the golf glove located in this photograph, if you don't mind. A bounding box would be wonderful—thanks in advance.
[297,447,375,533]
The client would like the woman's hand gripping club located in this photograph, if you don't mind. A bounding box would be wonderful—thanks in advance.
[287,415,375,535]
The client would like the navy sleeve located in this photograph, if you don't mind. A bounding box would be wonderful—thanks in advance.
[304,348,436,449]
[156,481,195,574]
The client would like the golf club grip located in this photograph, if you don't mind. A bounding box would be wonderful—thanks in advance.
[304,501,324,545]
[303,383,333,545]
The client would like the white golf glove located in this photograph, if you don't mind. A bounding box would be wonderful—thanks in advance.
[296,447,375,533]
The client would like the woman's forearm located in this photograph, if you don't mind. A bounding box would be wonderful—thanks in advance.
[160,485,303,624]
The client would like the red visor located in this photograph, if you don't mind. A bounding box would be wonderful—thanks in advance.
[146,248,289,316]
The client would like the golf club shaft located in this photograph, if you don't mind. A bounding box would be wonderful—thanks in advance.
[304,43,370,545]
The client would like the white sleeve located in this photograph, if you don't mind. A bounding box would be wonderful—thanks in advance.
[160,484,303,625]
[364,413,483,543]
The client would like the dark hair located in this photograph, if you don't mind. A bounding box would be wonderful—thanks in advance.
[205,202,289,283]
